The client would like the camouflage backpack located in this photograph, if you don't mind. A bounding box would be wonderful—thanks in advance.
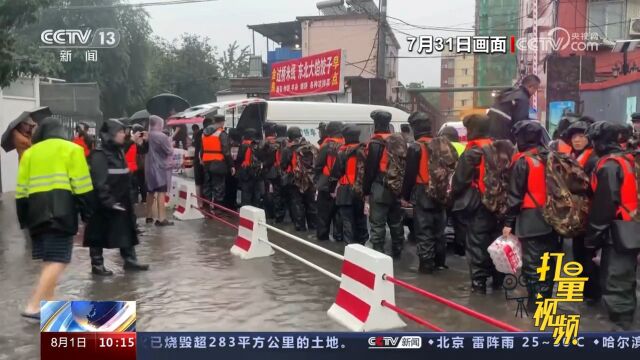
[349,144,368,199]
[479,140,516,217]
[541,151,591,237]
[425,136,459,205]
[293,140,318,193]
[374,133,408,197]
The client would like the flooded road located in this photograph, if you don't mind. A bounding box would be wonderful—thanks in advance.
[0,192,637,359]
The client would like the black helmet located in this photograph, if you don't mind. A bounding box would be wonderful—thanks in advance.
[512,120,545,151]
[562,120,590,142]
[587,121,620,156]
[342,124,361,144]
[131,123,144,134]
[287,126,302,140]
[371,110,392,131]
[325,121,344,137]
[408,112,432,138]
[99,118,126,144]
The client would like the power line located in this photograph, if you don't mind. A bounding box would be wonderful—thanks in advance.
[49,0,218,10]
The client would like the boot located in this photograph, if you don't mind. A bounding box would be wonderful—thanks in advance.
[418,260,435,274]
[121,247,149,271]
[471,279,487,294]
[491,274,505,290]
[92,265,114,276]
[124,259,150,271]
[90,247,113,276]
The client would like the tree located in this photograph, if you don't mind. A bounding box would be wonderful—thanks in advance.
[148,34,220,106]
[0,0,57,87]
[13,0,153,118]
[217,41,251,79]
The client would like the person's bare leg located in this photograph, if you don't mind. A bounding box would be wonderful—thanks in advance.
[24,262,67,313]
[157,192,167,222]
[146,192,155,219]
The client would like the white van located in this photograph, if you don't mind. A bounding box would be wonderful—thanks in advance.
[237,100,409,144]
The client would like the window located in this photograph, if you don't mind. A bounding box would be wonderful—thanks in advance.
[588,0,625,40]
[448,77,455,85]
[462,68,469,76]
[461,99,468,107]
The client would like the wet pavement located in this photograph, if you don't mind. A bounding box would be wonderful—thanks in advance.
[0,191,638,359]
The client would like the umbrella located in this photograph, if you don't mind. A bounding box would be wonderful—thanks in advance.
[146,93,190,120]
[127,109,150,126]
[1,106,52,152]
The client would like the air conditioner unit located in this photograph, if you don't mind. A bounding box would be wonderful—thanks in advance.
[630,18,640,37]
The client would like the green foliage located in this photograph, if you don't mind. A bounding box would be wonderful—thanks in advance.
[218,41,251,79]
[0,0,57,87]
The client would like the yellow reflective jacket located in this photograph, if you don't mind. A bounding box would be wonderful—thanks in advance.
[16,138,93,236]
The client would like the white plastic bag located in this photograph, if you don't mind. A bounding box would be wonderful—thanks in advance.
[488,235,523,275]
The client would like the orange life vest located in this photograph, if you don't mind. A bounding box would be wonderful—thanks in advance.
[465,138,493,194]
[370,132,392,173]
[513,149,546,209]
[339,143,360,185]
[556,140,572,155]
[321,137,345,176]
[125,144,138,172]
[592,154,638,221]
[241,139,253,168]
[73,136,90,157]
[416,136,432,185]
[576,148,593,168]
[266,136,280,167]
[201,128,224,162]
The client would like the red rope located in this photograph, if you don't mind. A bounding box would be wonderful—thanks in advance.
[383,274,522,332]
[191,193,240,216]
[381,300,444,332]
[192,205,239,230]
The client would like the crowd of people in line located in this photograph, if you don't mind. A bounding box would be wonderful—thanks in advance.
[9,74,640,330]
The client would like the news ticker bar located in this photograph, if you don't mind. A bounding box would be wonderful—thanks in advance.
[41,332,640,360]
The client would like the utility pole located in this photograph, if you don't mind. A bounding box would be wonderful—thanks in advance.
[376,0,387,79]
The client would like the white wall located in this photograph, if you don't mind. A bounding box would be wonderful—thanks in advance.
[0,77,39,193]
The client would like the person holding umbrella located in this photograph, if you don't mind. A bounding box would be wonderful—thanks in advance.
[1,107,51,160]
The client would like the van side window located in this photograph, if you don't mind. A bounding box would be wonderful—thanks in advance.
[357,124,373,143]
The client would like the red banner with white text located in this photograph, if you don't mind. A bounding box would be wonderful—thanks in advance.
[270,49,344,99]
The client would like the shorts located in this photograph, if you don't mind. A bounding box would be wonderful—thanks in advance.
[149,185,168,193]
[194,163,205,186]
[32,234,73,264]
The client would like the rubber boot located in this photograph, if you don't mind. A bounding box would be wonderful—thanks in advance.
[121,247,149,271]
[418,259,435,274]
[90,247,114,276]
[471,279,487,294]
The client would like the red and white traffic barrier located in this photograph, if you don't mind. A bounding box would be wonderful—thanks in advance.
[327,244,406,331]
[230,206,274,259]
[173,183,204,221]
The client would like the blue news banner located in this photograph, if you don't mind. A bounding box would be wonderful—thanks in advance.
[136,332,640,360]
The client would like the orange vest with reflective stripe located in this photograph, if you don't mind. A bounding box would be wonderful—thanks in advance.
[73,136,90,157]
[241,140,253,168]
[416,136,431,185]
[370,133,392,173]
[125,144,138,172]
[592,154,638,221]
[202,129,224,162]
[339,144,360,185]
[465,138,493,194]
[321,137,345,176]
[576,148,593,168]
[513,149,546,209]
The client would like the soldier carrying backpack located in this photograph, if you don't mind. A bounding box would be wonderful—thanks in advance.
[452,114,510,294]
[401,112,458,274]
[362,110,407,258]
[280,127,317,232]
[328,125,369,245]
[236,128,264,207]
[314,121,345,242]
[503,120,559,312]
[586,121,640,330]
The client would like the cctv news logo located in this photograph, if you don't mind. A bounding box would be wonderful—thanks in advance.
[40,28,121,48]
[368,336,422,349]
[513,27,600,53]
